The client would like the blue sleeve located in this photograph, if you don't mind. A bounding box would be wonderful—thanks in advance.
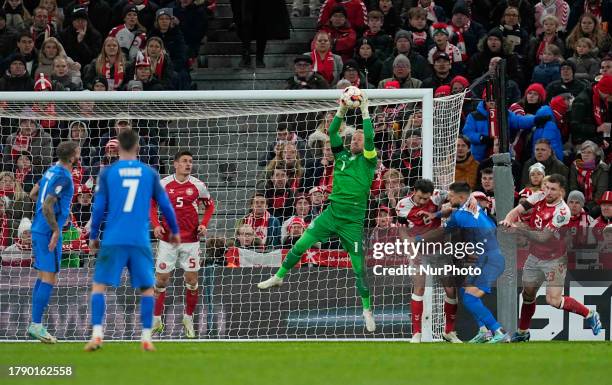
[444,211,459,232]
[462,114,482,144]
[153,170,179,235]
[508,111,536,132]
[47,175,71,199]
[90,169,108,240]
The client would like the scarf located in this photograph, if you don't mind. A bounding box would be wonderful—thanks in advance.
[103,59,124,90]
[130,0,149,11]
[410,27,428,47]
[592,84,609,126]
[421,1,438,24]
[14,166,31,186]
[575,158,596,201]
[30,24,52,43]
[11,134,30,159]
[0,214,8,248]
[311,49,334,85]
[450,20,470,61]
[244,211,270,244]
[536,34,555,64]
[150,54,165,79]
[0,186,15,197]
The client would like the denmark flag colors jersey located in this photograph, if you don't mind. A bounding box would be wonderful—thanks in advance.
[152,175,213,243]
[396,189,447,236]
[527,198,571,260]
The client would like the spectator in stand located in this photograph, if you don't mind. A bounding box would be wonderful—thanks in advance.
[1,217,33,267]
[531,44,562,84]
[386,129,422,186]
[567,0,612,35]
[490,0,535,36]
[125,79,142,90]
[138,36,175,89]
[519,162,546,199]
[377,53,422,88]
[403,7,433,58]
[363,10,393,62]
[569,73,612,145]
[545,61,588,101]
[281,217,308,247]
[600,56,612,77]
[258,142,304,192]
[59,6,102,69]
[530,104,564,161]
[64,0,113,37]
[260,122,308,166]
[3,0,31,30]
[82,36,127,90]
[304,140,335,192]
[376,168,408,214]
[317,5,357,63]
[0,54,34,91]
[51,57,82,90]
[230,224,264,252]
[260,167,294,221]
[128,53,164,90]
[499,6,529,58]
[354,38,382,86]
[476,167,495,203]
[427,22,464,74]
[11,151,35,193]
[234,0,290,68]
[566,190,596,249]
[521,138,569,188]
[2,110,51,171]
[0,9,19,58]
[467,27,524,87]
[72,185,92,228]
[528,15,565,71]
[108,4,146,61]
[11,32,37,75]
[511,83,546,117]
[421,51,453,89]
[454,135,479,189]
[28,7,57,50]
[318,0,367,33]
[376,0,402,35]
[238,193,281,249]
[534,0,570,37]
[148,8,189,89]
[569,140,610,213]
[34,37,80,78]
[549,93,572,143]
[417,0,446,24]
[567,38,602,81]
[0,197,14,252]
[471,56,522,105]
[308,112,355,154]
[286,55,330,89]
[447,2,485,61]
[173,0,207,70]
[68,121,92,166]
[339,59,373,88]
[566,12,612,58]
[281,193,312,241]
[91,75,107,91]
[381,29,431,81]
[39,0,62,31]
[308,185,327,217]
[98,118,157,166]
[306,30,343,85]
[91,138,119,176]
[0,171,28,202]
[112,0,158,33]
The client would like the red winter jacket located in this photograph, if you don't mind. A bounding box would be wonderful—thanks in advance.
[317,23,357,62]
[318,0,367,31]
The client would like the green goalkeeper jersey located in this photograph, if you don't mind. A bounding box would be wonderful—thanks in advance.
[327,115,377,214]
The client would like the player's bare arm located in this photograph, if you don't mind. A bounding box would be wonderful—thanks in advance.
[42,195,60,251]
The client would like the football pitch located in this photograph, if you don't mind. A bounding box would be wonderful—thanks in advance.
[1,341,611,385]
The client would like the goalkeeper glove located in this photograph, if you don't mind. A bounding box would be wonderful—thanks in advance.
[336,99,349,118]
[360,92,370,119]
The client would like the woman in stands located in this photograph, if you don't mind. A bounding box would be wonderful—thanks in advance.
[83,36,127,90]
[34,37,81,79]
[305,30,343,86]
[566,13,612,57]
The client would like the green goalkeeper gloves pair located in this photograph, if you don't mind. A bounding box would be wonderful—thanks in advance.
[336,93,370,119]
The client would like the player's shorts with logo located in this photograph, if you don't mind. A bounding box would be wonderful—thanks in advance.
[155,241,200,273]
[465,251,505,293]
[32,232,63,273]
[522,254,566,287]
[93,245,155,288]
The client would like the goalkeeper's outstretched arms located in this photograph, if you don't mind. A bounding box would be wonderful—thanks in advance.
[329,96,349,149]
[360,93,376,160]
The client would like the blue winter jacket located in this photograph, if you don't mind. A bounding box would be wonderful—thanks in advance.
[531,61,561,85]
[531,105,564,161]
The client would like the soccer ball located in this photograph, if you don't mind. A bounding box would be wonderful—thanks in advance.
[341,86,363,109]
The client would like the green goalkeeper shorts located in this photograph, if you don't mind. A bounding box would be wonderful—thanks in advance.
[305,203,366,255]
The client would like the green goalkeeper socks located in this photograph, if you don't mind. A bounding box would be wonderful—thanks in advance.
[361,296,371,311]
[275,267,289,279]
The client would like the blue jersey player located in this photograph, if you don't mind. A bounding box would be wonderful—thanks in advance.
[28,141,80,343]
[416,182,509,343]
[85,129,179,352]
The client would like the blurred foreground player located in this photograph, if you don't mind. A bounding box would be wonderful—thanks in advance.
[257,92,377,332]
[151,150,215,338]
[28,141,80,343]
[500,174,602,342]
[86,130,180,351]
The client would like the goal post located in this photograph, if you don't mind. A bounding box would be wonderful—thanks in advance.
[0,89,464,341]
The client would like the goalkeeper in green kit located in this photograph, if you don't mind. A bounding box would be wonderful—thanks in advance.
[257,91,377,332]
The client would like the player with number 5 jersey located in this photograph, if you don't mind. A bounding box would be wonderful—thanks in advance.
[86,129,180,352]
[150,150,215,338]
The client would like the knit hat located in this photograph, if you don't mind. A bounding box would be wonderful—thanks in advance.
[357,38,375,53]
[105,139,119,153]
[435,85,451,97]
[342,59,360,74]
[528,162,545,175]
[287,217,307,229]
[598,191,612,204]
[294,55,312,64]
[34,73,52,91]
[450,75,470,89]
[550,95,569,120]
[92,75,108,90]
[432,51,451,62]
[568,190,586,206]
[431,22,449,36]
[487,27,504,41]
[122,4,138,18]
[560,60,576,74]
[17,217,32,238]
[308,186,326,196]
[452,2,470,16]
[8,53,27,67]
[330,5,347,18]
[596,74,612,95]
[394,29,412,43]
[156,8,172,19]
[525,83,546,101]
[393,54,410,67]
[135,53,151,67]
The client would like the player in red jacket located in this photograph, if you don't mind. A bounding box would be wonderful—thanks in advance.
[151,150,215,338]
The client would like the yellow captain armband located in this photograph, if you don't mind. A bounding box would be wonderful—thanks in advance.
[363,148,377,159]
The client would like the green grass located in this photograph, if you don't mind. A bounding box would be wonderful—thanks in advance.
[1,341,611,385]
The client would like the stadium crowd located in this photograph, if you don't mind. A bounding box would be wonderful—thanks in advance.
[0,0,611,268]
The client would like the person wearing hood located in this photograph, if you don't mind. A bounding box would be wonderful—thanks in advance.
[68,120,92,166]
[318,5,357,63]
[59,6,102,68]
[339,59,373,88]
[569,140,609,213]
[1,216,33,267]
[353,38,382,86]
[377,54,422,89]
[0,53,34,91]
[520,138,569,189]
[286,55,330,89]
[545,61,588,102]
[454,135,479,189]
[380,29,431,81]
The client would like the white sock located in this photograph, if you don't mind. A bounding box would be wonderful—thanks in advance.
[142,328,152,341]
[92,325,103,339]
[479,326,488,333]
[183,314,192,320]
[32,322,42,328]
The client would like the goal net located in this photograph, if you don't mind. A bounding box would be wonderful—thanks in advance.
[0,90,464,341]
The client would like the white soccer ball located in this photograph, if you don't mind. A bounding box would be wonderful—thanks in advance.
[341,86,363,109]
